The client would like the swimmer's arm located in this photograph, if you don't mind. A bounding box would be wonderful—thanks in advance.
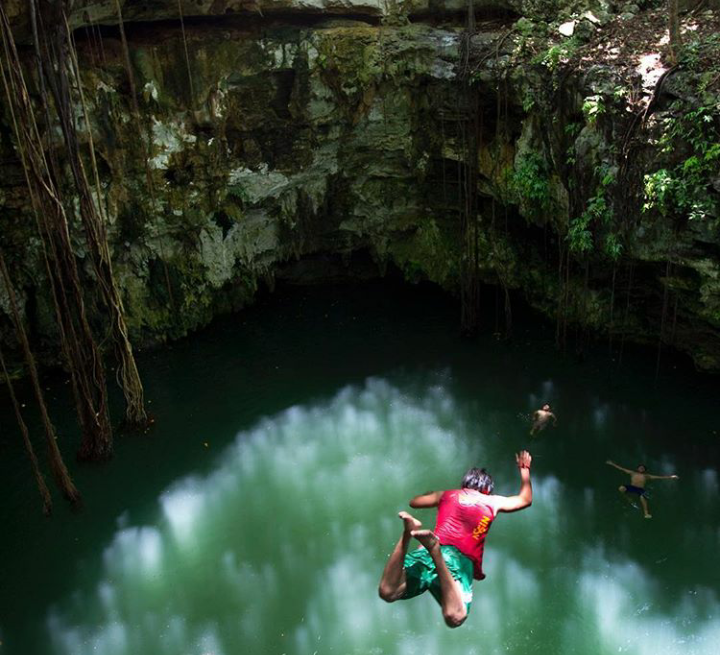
[606,460,632,474]
[646,473,680,480]
[496,451,532,513]
[409,491,443,508]
[551,412,558,426]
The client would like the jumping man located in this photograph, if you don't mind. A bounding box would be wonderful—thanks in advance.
[606,459,679,519]
[530,404,557,436]
[378,451,533,628]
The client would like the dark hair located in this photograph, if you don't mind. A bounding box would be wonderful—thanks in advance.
[637,464,647,473]
[461,467,494,494]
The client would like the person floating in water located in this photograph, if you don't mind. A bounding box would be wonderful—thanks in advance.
[530,403,557,436]
[606,460,679,519]
[378,451,533,628]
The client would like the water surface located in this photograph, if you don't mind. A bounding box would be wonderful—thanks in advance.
[0,282,718,655]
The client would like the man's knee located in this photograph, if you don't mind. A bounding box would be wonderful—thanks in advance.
[378,585,399,603]
[443,608,467,629]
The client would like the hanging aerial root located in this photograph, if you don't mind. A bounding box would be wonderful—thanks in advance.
[63,14,149,427]
[1,3,113,463]
[0,254,81,504]
[0,341,53,516]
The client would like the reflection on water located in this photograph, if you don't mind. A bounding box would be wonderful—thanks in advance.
[44,379,718,655]
[576,550,720,655]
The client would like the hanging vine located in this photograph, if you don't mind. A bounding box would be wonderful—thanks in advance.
[0,341,53,515]
[0,4,113,461]
[618,262,635,367]
[30,3,149,427]
[113,0,176,313]
[655,259,672,380]
[0,254,80,504]
[177,0,196,106]
[458,0,481,336]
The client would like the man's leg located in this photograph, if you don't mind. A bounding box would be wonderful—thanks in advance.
[640,495,652,519]
[378,511,422,602]
[619,486,639,510]
[411,530,467,628]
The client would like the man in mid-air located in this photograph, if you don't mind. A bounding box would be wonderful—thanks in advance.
[378,451,533,628]
[606,459,679,519]
[530,403,557,436]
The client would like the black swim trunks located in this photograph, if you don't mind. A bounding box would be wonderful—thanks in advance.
[624,484,647,497]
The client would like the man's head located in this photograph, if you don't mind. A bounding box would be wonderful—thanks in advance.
[542,403,551,411]
[461,467,494,494]
[637,464,647,473]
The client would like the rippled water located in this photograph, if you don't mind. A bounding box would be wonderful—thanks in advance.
[0,282,718,655]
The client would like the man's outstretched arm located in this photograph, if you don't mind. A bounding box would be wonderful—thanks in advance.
[646,473,680,480]
[409,491,444,508]
[606,460,633,474]
[495,450,532,513]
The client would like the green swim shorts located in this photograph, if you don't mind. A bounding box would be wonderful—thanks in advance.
[402,545,475,612]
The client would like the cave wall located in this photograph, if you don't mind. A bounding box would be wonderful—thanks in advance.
[1,2,719,371]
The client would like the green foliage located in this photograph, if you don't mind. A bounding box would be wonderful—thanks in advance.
[644,103,720,221]
[581,94,606,126]
[564,122,581,137]
[567,212,593,253]
[514,17,539,38]
[532,37,579,72]
[510,151,552,217]
[522,90,536,113]
[612,85,629,101]
[604,232,623,261]
[568,165,620,258]
[564,122,581,165]
[678,33,720,72]
[227,185,250,204]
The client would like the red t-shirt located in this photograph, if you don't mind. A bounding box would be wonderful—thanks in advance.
[434,488,500,580]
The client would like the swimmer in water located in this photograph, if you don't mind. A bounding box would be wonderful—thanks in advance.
[606,460,679,519]
[378,451,533,629]
[530,404,557,436]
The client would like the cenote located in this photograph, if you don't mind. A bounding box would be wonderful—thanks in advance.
[2,2,720,654]
[1,281,718,655]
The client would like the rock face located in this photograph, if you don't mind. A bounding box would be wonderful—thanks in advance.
[0,4,719,370]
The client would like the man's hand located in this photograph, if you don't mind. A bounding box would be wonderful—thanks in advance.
[516,450,532,469]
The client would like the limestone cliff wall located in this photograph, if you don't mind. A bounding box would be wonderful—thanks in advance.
[1,3,719,370]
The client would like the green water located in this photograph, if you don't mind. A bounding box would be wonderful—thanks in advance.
[1,282,718,655]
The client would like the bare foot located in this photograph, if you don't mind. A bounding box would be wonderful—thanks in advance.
[644,514,652,519]
[399,511,422,535]
[411,529,439,552]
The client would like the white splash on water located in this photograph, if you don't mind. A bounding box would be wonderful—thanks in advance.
[44,379,719,655]
[160,479,206,546]
[573,549,720,655]
[102,527,163,578]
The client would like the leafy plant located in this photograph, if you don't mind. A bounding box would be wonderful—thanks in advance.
[564,122,581,165]
[582,94,606,126]
[644,103,720,221]
[510,151,552,217]
[568,165,618,256]
[532,37,579,72]
[678,33,720,71]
